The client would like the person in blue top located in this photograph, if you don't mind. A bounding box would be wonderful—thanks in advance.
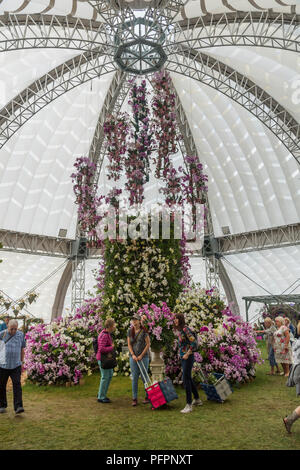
[0,316,9,332]
[0,319,26,414]
[174,313,202,414]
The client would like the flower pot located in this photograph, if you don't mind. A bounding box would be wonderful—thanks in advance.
[150,347,165,382]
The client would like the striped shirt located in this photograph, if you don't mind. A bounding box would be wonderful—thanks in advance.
[0,330,26,369]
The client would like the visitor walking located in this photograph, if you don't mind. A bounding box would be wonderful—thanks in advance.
[256,317,280,375]
[96,318,116,404]
[0,316,9,332]
[273,316,292,377]
[127,313,150,406]
[0,319,26,414]
[174,313,202,414]
[283,335,300,434]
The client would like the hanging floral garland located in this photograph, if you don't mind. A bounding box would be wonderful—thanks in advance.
[103,114,129,181]
[151,70,179,179]
[72,71,209,245]
[71,157,104,244]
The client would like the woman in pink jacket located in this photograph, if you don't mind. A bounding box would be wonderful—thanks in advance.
[96,318,116,403]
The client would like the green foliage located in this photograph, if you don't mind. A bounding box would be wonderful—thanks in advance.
[100,235,183,350]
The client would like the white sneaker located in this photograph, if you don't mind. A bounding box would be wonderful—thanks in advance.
[180,404,193,414]
[192,398,203,406]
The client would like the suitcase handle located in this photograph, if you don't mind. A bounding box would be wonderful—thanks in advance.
[136,357,151,388]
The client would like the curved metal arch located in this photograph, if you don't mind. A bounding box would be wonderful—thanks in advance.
[0,10,299,54]
[165,49,300,165]
[0,49,117,149]
[170,11,300,53]
[0,14,111,53]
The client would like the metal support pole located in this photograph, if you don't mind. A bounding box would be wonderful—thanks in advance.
[71,257,86,314]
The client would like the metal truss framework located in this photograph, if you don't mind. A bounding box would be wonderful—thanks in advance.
[243,294,300,322]
[217,223,300,256]
[2,223,298,258]
[0,14,108,53]
[0,11,299,55]
[0,48,117,149]
[0,229,71,258]
[88,0,187,31]
[165,49,300,165]
[173,11,300,53]
[1,45,299,164]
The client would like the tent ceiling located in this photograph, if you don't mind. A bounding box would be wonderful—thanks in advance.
[0,0,299,321]
[181,0,300,18]
[1,0,299,18]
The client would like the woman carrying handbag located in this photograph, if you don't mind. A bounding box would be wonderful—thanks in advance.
[96,318,116,404]
[127,313,150,406]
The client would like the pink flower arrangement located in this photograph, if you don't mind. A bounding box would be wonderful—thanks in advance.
[195,310,263,383]
[24,301,104,385]
[138,302,175,349]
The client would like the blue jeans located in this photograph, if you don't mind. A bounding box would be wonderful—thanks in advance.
[268,347,278,368]
[98,360,114,400]
[129,355,149,400]
[181,354,199,405]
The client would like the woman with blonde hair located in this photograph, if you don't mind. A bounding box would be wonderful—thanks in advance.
[273,316,292,377]
[96,318,116,403]
[256,317,280,375]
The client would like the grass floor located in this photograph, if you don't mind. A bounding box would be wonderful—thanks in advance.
[0,342,299,450]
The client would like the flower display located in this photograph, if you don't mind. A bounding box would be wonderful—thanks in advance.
[173,285,226,329]
[138,303,175,350]
[164,285,263,384]
[100,233,184,349]
[114,351,131,377]
[24,306,104,385]
[196,310,263,383]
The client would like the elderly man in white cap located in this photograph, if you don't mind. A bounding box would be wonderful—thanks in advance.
[0,319,26,414]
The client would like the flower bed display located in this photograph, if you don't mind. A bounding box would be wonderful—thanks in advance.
[164,286,263,385]
[24,308,103,385]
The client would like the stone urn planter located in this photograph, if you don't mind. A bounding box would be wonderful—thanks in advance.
[150,344,165,382]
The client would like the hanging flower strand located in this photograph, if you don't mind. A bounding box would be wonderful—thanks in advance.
[152,70,179,178]
[126,79,154,205]
[103,113,129,181]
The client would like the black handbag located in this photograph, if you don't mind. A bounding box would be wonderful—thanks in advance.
[101,349,117,369]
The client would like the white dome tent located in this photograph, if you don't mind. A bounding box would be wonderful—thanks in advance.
[0,0,299,324]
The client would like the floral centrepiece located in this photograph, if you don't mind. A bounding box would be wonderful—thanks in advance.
[100,231,184,351]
